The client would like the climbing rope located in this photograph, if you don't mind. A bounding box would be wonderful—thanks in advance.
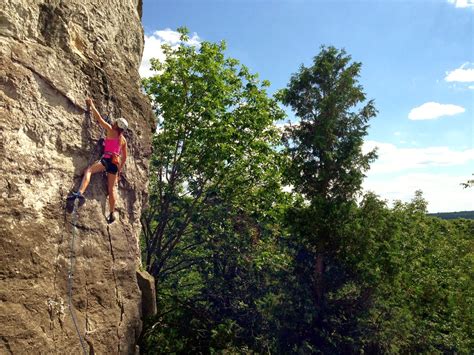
[62,25,116,351]
[67,198,88,355]
[64,108,104,355]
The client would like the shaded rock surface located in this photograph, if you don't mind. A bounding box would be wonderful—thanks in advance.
[136,270,157,319]
[0,0,154,353]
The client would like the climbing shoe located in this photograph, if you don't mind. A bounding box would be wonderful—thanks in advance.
[107,212,116,224]
[67,191,85,200]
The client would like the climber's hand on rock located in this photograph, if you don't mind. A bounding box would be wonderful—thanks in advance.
[86,97,93,108]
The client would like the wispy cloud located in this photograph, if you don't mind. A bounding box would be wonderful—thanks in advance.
[363,140,474,174]
[152,29,200,46]
[408,102,465,120]
[139,29,200,78]
[447,0,474,8]
[363,140,474,212]
[363,172,474,213]
[445,62,474,82]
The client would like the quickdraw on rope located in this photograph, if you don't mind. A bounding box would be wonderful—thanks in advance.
[67,198,88,355]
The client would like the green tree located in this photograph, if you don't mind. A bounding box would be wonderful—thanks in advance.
[140,28,291,352]
[140,26,284,290]
[141,23,283,281]
[343,191,474,353]
[279,46,377,306]
[139,28,295,353]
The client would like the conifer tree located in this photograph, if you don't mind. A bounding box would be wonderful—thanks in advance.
[279,46,377,307]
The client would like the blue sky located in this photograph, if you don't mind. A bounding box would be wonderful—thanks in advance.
[140,0,473,212]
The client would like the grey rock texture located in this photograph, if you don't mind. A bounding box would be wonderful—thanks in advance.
[136,270,157,319]
[0,0,154,353]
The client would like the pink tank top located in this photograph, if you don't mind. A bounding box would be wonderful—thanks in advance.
[103,136,121,158]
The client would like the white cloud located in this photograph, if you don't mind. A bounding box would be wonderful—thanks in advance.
[274,122,286,130]
[153,29,200,46]
[274,121,300,132]
[363,172,474,213]
[139,35,166,78]
[447,0,474,8]
[445,62,474,82]
[363,140,474,212]
[408,102,465,120]
[363,140,474,174]
[139,29,200,78]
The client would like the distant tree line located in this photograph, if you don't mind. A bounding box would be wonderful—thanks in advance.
[138,28,473,354]
[429,211,474,220]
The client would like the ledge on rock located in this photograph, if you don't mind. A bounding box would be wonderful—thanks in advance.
[136,270,157,318]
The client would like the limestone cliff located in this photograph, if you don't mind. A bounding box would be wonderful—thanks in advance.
[0,0,154,353]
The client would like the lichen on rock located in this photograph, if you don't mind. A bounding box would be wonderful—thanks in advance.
[0,0,154,353]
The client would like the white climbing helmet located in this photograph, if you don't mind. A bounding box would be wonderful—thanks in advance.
[115,117,128,130]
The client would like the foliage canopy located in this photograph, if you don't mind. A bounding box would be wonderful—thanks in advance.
[139,30,473,354]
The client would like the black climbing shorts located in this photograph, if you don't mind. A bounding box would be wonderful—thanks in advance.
[100,157,118,174]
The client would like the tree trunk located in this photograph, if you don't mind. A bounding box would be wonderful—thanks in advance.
[314,253,325,308]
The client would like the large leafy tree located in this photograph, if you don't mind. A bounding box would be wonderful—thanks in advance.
[141,27,284,283]
[139,27,291,353]
[279,46,377,307]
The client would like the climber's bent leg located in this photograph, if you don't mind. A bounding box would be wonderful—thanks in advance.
[107,171,119,223]
[79,161,105,194]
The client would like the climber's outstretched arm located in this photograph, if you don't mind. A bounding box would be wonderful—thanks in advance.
[86,98,112,132]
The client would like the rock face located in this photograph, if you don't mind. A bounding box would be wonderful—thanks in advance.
[136,270,157,319]
[0,0,154,353]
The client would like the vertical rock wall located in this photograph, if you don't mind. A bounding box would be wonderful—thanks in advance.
[0,0,154,353]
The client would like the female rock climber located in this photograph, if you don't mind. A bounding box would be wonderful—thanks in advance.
[68,98,128,224]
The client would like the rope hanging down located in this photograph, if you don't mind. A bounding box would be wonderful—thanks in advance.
[66,105,111,354]
[65,107,105,355]
[65,61,114,352]
[64,54,113,352]
[67,198,88,355]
